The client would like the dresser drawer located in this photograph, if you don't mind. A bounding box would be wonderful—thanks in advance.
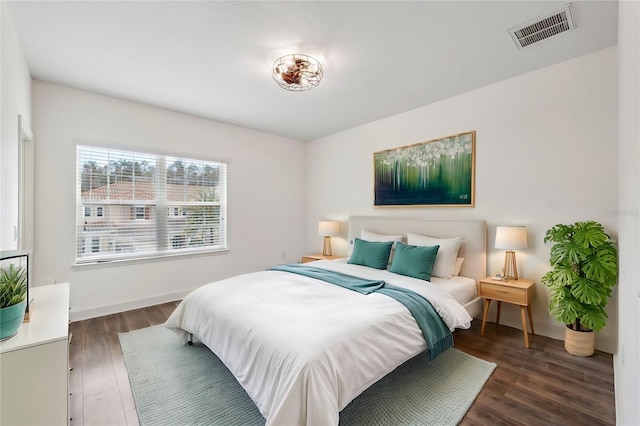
[480,282,527,304]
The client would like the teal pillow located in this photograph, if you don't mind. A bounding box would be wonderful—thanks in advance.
[389,242,440,281]
[348,238,394,269]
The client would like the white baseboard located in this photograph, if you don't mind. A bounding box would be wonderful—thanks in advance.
[69,290,189,322]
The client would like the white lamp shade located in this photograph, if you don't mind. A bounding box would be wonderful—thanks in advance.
[318,221,339,237]
[495,226,528,250]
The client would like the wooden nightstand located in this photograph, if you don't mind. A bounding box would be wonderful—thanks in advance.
[479,277,535,348]
[301,254,344,263]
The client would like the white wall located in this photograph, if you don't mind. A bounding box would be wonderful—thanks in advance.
[306,47,618,353]
[0,2,32,250]
[32,81,307,320]
[615,0,640,423]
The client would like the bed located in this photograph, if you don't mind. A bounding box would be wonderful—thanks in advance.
[166,216,486,425]
[346,216,486,318]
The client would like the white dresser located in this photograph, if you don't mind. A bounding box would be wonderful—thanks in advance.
[0,283,70,425]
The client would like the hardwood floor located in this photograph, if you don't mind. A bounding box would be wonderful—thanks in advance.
[69,303,615,426]
[457,321,615,426]
[69,301,180,426]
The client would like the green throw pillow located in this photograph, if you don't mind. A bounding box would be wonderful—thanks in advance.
[348,238,394,269]
[389,242,440,281]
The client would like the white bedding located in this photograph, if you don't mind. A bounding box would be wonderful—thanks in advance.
[430,275,478,306]
[165,259,472,426]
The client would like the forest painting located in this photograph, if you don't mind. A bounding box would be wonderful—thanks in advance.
[374,131,475,207]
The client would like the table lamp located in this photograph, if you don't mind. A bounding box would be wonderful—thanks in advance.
[318,221,339,256]
[495,226,528,280]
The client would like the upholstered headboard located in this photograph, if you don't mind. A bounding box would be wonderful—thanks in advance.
[347,216,487,283]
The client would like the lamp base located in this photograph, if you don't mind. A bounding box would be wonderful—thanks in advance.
[503,250,519,280]
[322,236,333,256]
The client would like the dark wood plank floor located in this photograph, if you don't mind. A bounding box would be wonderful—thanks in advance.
[69,302,615,426]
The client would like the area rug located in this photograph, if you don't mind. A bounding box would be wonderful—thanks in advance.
[119,325,496,426]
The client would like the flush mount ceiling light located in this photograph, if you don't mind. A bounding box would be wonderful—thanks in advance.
[272,54,323,92]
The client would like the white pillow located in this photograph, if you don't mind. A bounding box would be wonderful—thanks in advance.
[361,230,403,266]
[406,233,462,278]
[453,257,465,276]
[361,229,402,244]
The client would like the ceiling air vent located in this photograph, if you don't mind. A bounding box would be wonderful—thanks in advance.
[508,3,576,49]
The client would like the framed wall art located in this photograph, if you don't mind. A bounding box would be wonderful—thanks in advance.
[373,131,475,207]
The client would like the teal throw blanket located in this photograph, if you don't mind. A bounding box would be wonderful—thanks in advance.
[269,264,453,361]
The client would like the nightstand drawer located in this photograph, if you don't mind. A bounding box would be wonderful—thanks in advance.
[479,282,527,304]
[301,254,344,263]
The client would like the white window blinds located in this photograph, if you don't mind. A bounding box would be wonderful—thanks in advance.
[76,145,227,264]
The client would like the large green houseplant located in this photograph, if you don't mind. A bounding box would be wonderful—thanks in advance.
[541,221,618,356]
[0,264,28,340]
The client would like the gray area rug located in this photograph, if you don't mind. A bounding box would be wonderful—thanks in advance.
[119,325,496,426]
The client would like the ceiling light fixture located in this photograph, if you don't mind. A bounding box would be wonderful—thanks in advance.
[272,54,323,92]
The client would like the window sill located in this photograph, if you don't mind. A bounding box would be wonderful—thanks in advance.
[71,247,229,270]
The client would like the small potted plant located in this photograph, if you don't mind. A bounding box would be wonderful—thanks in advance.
[0,264,27,340]
[541,221,618,356]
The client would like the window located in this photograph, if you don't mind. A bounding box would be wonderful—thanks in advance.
[92,237,100,253]
[76,144,227,263]
[134,206,145,220]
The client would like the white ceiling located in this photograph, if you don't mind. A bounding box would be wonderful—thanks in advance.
[8,1,618,141]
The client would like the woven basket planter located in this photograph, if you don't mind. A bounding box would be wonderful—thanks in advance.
[564,326,595,357]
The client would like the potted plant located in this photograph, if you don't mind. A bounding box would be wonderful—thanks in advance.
[541,221,618,356]
[0,264,27,340]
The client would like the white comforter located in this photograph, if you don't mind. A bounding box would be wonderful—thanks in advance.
[165,259,472,426]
